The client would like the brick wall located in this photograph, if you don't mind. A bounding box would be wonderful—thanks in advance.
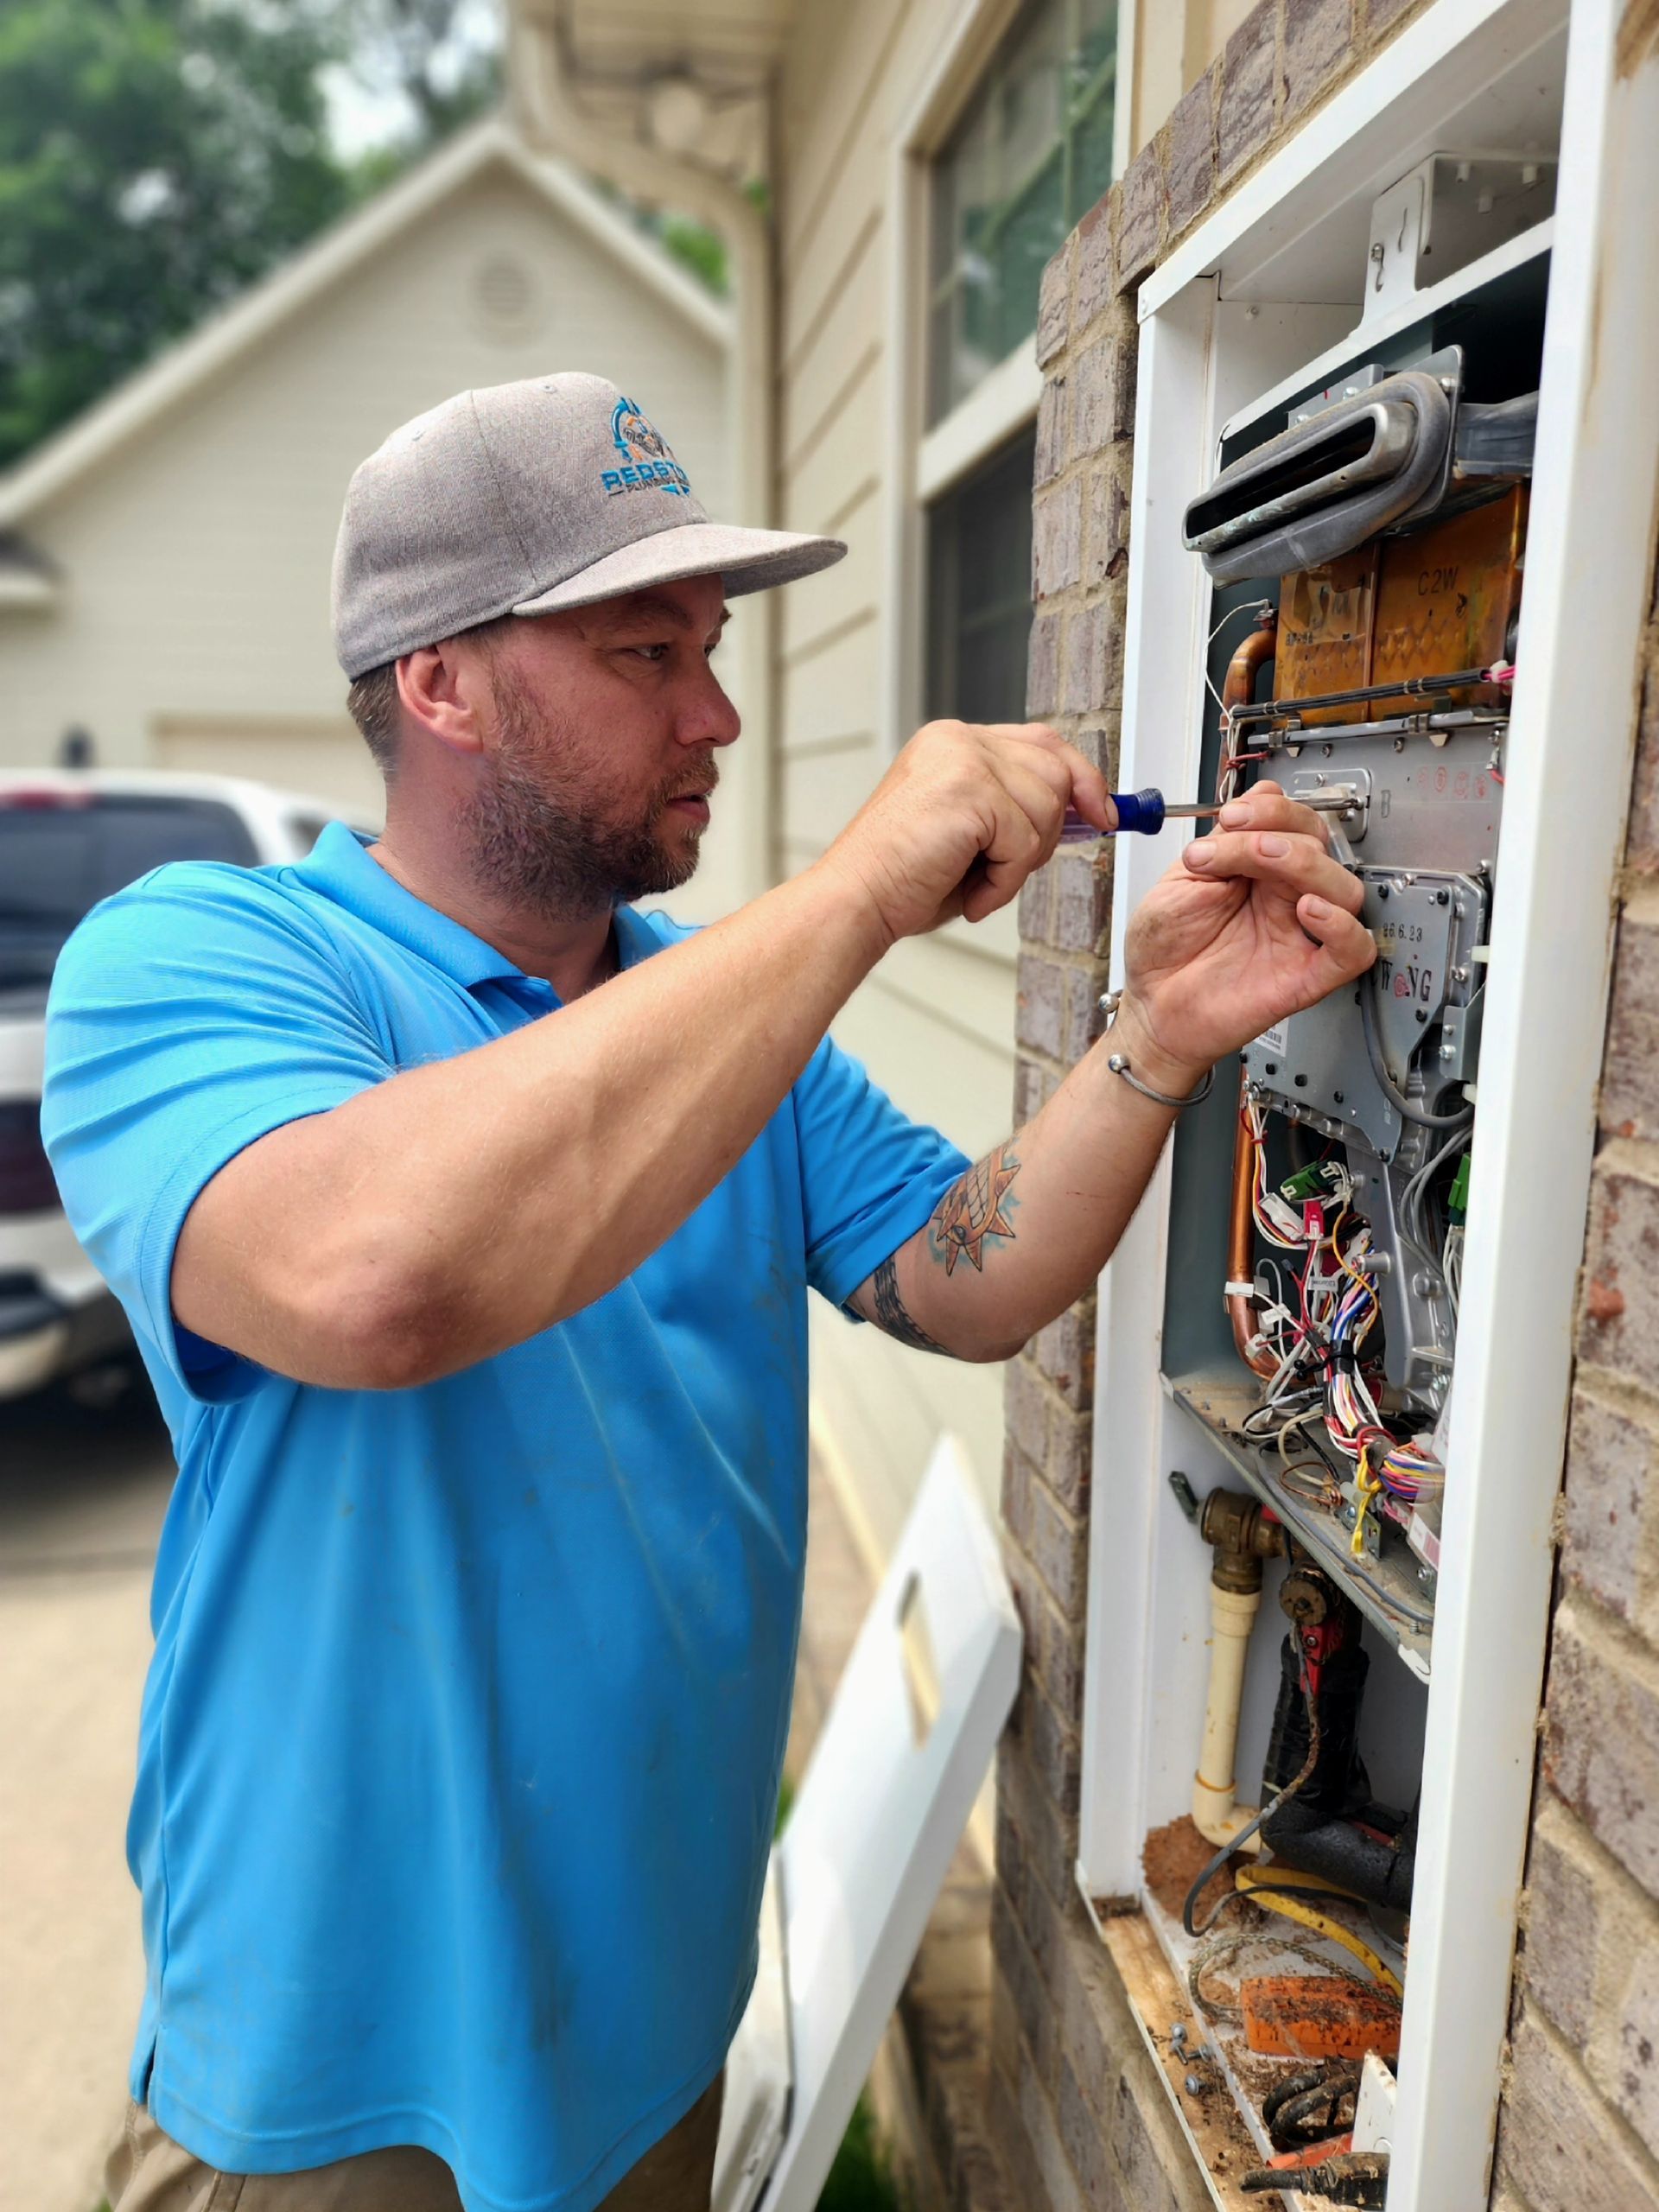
[990,3,1443,2209]
[998,251,1201,2212]
[1490,582,1659,2212]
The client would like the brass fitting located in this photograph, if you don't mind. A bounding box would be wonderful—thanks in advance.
[1199,1489,1287,1594]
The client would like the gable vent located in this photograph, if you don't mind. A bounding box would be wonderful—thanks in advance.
[474,256,543,341]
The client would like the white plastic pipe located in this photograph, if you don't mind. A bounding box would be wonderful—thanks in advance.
[1191,1580,1265,1852]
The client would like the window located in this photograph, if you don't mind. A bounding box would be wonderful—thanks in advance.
[0,795,257,988]
[927,0,1118,424]
[925,428,1038,725]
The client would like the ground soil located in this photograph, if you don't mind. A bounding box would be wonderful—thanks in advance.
[1143,1813,1238,1927]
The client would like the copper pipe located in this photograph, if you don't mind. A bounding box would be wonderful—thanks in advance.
[1229,1068,1279,1376]
[1222,610,1278,719]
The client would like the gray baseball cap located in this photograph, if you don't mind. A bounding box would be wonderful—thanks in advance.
[332,372,846,678]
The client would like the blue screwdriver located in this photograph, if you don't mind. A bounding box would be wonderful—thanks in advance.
[1059,788,1358,841]
[1059,790,1221,841]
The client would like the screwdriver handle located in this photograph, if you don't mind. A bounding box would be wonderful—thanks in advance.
[1109,787,1167,836]
[1059,789,1170,842]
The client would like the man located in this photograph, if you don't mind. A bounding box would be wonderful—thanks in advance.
[43,372,1372,2212]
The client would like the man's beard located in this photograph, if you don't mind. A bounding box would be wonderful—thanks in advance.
[464,671,715,919]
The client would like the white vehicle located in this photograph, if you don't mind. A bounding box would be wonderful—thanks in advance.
[0,769,373,1401]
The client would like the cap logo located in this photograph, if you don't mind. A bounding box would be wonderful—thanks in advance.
[601,397,692,499]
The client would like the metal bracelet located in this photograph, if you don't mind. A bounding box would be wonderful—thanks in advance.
[1097,990,1215,1109]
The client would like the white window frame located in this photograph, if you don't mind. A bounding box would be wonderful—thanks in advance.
[1073,1,1659,2206]
[879,0,1133,762]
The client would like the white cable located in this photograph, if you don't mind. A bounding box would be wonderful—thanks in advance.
[1203,598,1275,723]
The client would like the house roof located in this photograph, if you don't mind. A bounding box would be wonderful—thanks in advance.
[0,117,732,530]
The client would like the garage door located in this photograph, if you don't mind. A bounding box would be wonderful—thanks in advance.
[150,715,385,821]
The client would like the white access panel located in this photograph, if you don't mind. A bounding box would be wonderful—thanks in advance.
[714,1434,1021,2212]
[1076,2,1659,2207]
[712,1859,791,2212]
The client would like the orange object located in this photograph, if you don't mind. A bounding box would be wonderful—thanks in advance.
[1366,485,1528,719]
[1267,2134,1355,2171]
[1271,486,1528,728]
[1240,1975,1402,2061]
[1274,548,1377,722]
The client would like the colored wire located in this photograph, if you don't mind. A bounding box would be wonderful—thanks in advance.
[1400,1119,1473,1254]
[1236,1091,1448,1529]
[1234,1870,1405,2000]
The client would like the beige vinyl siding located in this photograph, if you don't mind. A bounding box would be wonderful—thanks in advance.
[776,0,1036,1538]
[0,162,741,911]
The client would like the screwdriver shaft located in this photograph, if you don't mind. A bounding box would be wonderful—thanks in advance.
[1058,802,1219,842]
[1059,790,1357,842]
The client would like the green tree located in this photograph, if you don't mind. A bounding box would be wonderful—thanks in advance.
[0,0,353,467]
[338,0,502,190]
[0,0,736,473]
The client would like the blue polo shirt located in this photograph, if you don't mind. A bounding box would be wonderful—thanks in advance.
[41,823,966,2212]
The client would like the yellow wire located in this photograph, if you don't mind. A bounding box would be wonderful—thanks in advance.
[1243,1864,1364,1903]
[1236,1868,1405,2000]
[1351,1445,1382,1560]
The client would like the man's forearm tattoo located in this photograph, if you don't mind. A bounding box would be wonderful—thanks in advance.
[929,1146,1021,1275]
[870,1255,949,1354]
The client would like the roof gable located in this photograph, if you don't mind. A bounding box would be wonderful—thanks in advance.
[0,118,731,528]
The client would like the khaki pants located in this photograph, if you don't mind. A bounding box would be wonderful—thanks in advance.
[105,2078,725,2212]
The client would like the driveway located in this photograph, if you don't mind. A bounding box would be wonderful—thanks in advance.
[1,1376,174,2212]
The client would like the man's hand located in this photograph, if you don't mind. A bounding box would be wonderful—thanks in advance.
[816,721,1113,944]
[849,782,1376,1365]
[1119,782,1376,1076]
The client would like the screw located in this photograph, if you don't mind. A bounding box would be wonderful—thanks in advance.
[1454,899,1470,918]
[1394,737,1406,751]
[1416,1008,1428,1023]
[1452,966,1469,982]
[1184,2074,1205,2097]
[1333,1090,1345,1103]
[1294,1073,1308,1088]
[1322,744,1332,758]
[1436,890,1449,905]
[1440,1042,1457,1060]
[1377,885,1390,901]
[1171,2023,1188,2049]
[1418,1564,1437,1586]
